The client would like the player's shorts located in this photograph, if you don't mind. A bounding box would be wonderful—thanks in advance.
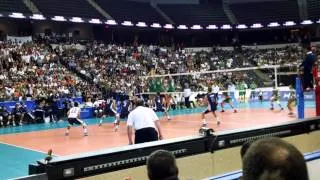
[271,96,279,101]
[67,118,82,125]
[203,104,217,114]
[223,97,232,103]
[287,99,297,106]
[155,108,165,112]
[120,112,129,119]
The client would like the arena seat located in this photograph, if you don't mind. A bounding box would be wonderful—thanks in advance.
[307,0,320,20]
[230,1,300,24]
[31,0,104,19]
[158,3,229,25]
[94,0,166,24]
[0,0,31,14]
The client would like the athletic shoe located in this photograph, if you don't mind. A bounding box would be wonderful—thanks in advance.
[19,122,23,126]
[202,123,207,127]
[114,125,119,132]
[221,110,225,113]
[234,110,237,113]
[217,121,221,126]
[84,132,88,136]
[270,108,274,110]
[65,132,69,136]
[281,108,284,111]
[288,112,294,116]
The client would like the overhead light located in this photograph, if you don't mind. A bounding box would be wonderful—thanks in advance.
[52,16,66,21]
[164,24,174,29]
[150,23,161,28]
[317,19,320,23]
[206,25,218,30]
[191,25,202,30]
[283,21,296,26]
[136,22,147,27]
[177,25,188,29]
[106,20,117,25]
[301,20,313,25]
[267,22,280,27]
[30,14,45,20]
[70,17,84,23]
[221,24,232,29]
[250,23,263,28]
[236,24,248,29]
[121,21,133,26]
[0,14,3,17]
[89,19,102,24]
[9,13,25,19]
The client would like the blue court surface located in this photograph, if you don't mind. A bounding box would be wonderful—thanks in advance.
[0,101,316,180]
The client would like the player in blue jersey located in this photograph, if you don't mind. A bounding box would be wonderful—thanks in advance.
[201,87,220,127]
[154,92,171,120]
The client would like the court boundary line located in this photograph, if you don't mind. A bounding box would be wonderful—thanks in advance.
[0,141,61,156]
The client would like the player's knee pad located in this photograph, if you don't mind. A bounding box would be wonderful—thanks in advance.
[94,110,98,114]
[99,109,103,113]
[0,116,3,121]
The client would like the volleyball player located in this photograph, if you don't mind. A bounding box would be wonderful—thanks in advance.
[154,92,171,120]
[120,97,132,121]
[99,96,114,126]
[287,85,297,116]
[201,87,220,127]
[270,87,284,111]
[112,99,122,131]
[94,100,105,126]
[65,102,88,136]
[220,92,237,113]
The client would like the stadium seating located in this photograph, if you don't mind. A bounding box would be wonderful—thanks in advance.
[94,0,166,24]
[230,1,300,24]
[307,0,320,20]
[158,4,229,25]
[0,0,31,14]
[31,0,104,19]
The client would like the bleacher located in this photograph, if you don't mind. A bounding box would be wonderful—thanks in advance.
[230,0,300,24]
[94,0,166,24]
[158,4,229,25]
[0,0,31,14]
[307,0,320,20]
[31,0,104,19]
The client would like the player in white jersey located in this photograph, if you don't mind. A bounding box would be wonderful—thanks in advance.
[65,102,88,136]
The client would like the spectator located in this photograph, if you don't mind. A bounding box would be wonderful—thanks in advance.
[242,137,308,180]
[147,150,179,180]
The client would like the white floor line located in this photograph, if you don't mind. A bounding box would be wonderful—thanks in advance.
[0,141,61,156]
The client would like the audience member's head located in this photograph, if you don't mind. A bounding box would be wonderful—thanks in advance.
[242,137,308,180]
[147,150,179,180]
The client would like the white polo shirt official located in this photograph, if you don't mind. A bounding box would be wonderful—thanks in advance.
[127,106,159,130]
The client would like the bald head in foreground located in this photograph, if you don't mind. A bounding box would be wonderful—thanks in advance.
[242,137,309,180]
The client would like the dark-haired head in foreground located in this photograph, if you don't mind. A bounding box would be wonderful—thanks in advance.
[147,150,179,180]
[242,137,308,180]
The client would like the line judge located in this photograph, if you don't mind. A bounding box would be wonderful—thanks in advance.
[127,99,163,145]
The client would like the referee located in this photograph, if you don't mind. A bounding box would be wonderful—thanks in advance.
[127,99,163,145]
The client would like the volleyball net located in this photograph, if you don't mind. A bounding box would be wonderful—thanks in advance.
[138,65,307,103]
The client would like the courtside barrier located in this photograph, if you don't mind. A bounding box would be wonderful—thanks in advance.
[20,117,320,180]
